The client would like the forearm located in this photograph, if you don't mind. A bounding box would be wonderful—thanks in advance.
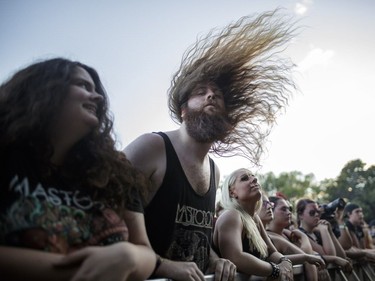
[338,228,353,250]
[332,238,346,258]
[320,232,336,255]
[128,244,157,281]
[299,237,314,254]
[303,263,318,281]
[345,247,366,259]
[285,253,310,265]
[209,246,220,265]
[0,246,74,281]
[268,250,284,263]
[222,250,272,277]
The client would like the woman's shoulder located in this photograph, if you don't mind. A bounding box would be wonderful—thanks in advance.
[215,209,243,234]
[216,209,242,224]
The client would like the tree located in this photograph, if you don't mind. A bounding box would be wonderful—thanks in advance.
[258,171,320,204]
[325,159,375,221]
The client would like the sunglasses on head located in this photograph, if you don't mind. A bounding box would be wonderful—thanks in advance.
[263,200,275,209]
[308,209,321,217]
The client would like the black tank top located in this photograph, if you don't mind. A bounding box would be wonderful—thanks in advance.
[213,229,263,260]
[144,132,216,272]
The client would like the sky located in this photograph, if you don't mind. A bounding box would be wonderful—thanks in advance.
[1,0,374,182]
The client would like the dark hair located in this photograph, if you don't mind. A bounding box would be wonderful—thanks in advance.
[168,9,300,165]
[0,57,149,212]
[296,198,315,225]
[343,203,360,217]
[269,196,282,209]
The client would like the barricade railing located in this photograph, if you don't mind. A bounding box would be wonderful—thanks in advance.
[351,261,375,281]
[148,264,304,281]
[327,261,375,281]
[147,261,375,281]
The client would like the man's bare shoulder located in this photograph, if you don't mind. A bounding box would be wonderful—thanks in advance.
[123,133,165,174]
[124,133,164,156]
[124,132,170,198]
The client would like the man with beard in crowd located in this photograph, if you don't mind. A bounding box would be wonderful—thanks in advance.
[124,9,299,281]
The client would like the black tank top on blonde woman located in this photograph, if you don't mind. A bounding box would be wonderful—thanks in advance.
[144,132,216,272]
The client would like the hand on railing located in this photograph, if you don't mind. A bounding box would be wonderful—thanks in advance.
[206,258,236,281]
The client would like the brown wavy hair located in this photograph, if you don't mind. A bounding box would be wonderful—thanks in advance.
[0,57,149,213]
[168,9,300,165]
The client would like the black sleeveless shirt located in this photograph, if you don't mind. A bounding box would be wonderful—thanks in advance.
[144,132,216,272]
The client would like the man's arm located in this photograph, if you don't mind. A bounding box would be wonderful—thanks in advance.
[124,210,158,280]
[124,133,166,202]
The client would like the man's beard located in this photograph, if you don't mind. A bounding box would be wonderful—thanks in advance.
[184,107,232,143]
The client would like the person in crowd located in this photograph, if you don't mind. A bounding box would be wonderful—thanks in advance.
[0,58,156,281]
[296,198,352,272]
[259,194,325,281]
[124,9,299,281]
[319,198,346,239]
[342,203,370,250]
[213,168,294,281]
[368,220,375,247]
[338,203,375,262]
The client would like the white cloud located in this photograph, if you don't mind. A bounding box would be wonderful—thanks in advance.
[294,0,313,16]
[297,47,335,72]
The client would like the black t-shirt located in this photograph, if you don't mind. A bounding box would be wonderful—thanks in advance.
[0,150,142,253]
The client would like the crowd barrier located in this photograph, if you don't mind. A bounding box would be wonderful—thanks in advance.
[327,262,375,281]
[351,262,375,281]
[147,262,375,281]
[148,264,304,281]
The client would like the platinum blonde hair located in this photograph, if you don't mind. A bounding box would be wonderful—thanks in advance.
[220,168,268,259]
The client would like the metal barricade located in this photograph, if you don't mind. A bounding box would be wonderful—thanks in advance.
[352,261,375,281]
[326,262,373,281]
[148,265,305,281]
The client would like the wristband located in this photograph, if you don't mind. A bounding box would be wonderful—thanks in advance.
[279,256,292,265]
[269,261,280,279]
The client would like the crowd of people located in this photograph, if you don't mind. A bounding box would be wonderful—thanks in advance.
[1,8,374,281]
[214,171,375,281]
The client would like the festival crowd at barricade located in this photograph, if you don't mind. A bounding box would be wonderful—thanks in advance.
[215,176,375,281]
[1,9,374,281]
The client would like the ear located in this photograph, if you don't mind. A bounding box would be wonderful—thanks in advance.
[229,188,237,199]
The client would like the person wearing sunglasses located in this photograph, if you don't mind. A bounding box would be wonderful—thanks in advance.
[259,195,325,281]
[296,198,352,273]
[213,168,294,281]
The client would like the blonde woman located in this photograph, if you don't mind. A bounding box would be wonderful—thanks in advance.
[213,168,293,281]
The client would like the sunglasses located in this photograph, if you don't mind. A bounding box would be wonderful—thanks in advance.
[279,206,293,213]
[308,210,321,217]
[263,200,275,209]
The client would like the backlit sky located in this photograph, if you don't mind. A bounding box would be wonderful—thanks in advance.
[1,0,374,182]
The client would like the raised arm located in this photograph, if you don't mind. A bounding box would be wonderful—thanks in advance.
[313,220,336,255]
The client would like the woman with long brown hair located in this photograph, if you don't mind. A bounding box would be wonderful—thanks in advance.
[0,58,156,281]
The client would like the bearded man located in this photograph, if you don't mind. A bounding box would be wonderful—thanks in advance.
[124,9,298,281]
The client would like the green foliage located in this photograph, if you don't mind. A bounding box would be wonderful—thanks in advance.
[256,158,375,221]
[324,159,375,221]
[258,171,319,203]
